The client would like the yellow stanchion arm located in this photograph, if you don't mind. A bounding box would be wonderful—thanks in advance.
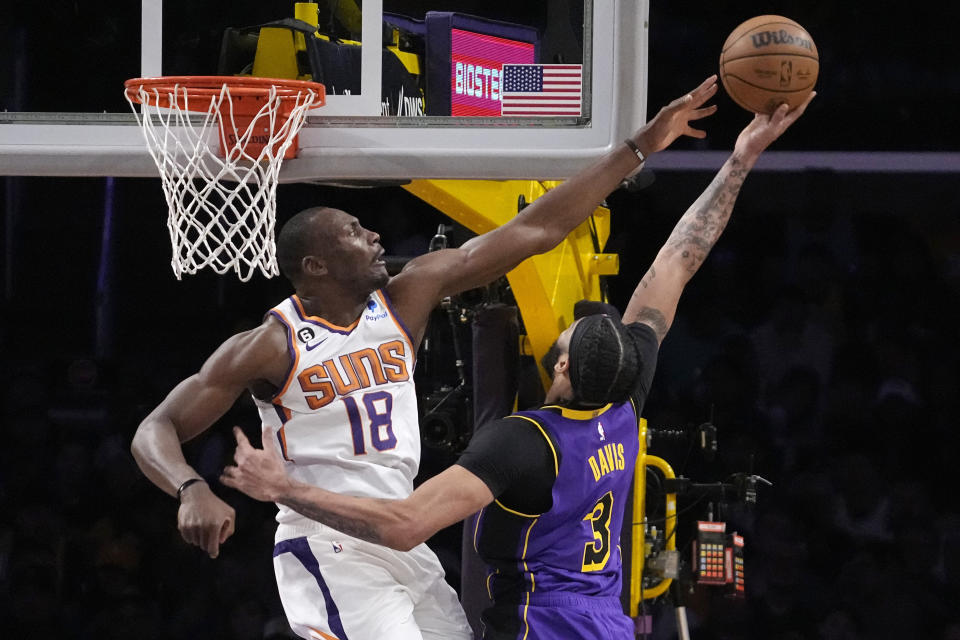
[402,179,617,389]
[631,435,677,613]
[630,418,650,617]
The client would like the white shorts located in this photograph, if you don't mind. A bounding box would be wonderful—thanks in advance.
[273,522,473,640]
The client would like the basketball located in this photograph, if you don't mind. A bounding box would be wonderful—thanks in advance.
[719,15,819,114]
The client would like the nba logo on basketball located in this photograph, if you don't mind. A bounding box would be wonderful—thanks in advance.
[779,61,792,87]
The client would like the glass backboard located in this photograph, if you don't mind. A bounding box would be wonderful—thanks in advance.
[0,0,649,182]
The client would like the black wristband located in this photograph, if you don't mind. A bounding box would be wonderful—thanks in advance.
[624,138,646,165]
[177,477,205,501]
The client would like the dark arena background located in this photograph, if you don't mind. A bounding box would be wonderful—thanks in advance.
[2,2,960,639]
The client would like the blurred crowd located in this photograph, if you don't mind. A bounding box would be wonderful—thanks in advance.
[613,180,960,639]
[1,170,958,639]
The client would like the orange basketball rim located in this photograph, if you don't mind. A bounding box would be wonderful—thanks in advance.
[124,75,326,159]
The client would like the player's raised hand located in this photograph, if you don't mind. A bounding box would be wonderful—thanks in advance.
[637,75,719,153]
[734,91,816,158]
[221,427,292,503]
[177,480,235,559]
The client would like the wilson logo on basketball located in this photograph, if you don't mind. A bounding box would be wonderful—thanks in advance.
[750,29,814,51]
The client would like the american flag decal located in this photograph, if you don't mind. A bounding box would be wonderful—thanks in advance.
[501,64,582,116]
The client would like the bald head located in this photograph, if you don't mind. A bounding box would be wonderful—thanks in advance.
[276,207,345,284]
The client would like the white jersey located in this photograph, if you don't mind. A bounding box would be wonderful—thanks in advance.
[255,290,420,526]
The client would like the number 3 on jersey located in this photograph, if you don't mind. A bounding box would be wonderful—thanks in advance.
[343,391,397,454]
[582,491,614,572]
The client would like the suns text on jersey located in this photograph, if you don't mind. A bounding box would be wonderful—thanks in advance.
[296,340,410,409]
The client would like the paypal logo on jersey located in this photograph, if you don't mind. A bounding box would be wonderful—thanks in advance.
[365,298,388,321]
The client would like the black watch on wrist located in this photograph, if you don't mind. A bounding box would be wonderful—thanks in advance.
[177,477,205,501]
[624,138,646,166]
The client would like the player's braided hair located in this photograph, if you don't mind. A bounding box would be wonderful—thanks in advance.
[567,313,643,406]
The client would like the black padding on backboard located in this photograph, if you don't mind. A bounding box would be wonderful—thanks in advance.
[305,37,361,95]
[218,18,321,77]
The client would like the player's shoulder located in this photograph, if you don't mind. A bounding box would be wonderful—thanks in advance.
[208,316,290,378]
[246,315,290,355]
[383,260,448,337]
[385,248,463,297]
[501,411,558,444]
[625,321,659,348]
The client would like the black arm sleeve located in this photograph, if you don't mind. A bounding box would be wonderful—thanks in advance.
[626,322,660,414]
[455,416,556,515]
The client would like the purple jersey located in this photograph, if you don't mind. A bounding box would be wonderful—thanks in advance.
[471,401,640,637]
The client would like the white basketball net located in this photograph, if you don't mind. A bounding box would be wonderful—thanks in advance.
[125,81,322,281]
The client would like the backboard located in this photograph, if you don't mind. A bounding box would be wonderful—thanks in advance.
[0,0,649,182]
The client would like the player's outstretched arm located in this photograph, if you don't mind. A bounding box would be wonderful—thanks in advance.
[222,428,494,551]
[389,76,720,309]
[131,321,289,558]
[622,92,815,343]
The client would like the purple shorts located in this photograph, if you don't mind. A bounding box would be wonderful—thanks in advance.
[481,592,633,639]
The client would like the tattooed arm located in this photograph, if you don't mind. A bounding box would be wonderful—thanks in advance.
[221,428,493,551]
[622,93,815,342]
[621,154,751,341]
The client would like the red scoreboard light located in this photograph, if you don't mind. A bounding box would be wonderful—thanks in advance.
[418,12,541,116]
[450,29,535,116]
